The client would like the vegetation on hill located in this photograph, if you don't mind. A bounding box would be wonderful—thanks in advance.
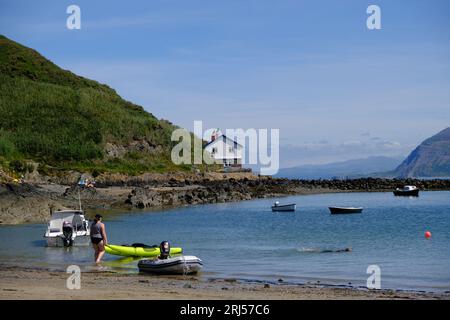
[0,35,209,176]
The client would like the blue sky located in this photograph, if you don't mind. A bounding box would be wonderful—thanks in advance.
[1,0,449,167]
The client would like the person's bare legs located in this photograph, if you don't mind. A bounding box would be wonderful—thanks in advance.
[92,243,99,262]
[96,241,105,264]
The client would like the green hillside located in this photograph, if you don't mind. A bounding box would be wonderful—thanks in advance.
[0,35,196,175]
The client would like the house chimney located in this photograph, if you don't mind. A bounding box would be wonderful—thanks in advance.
[211,130,216,142]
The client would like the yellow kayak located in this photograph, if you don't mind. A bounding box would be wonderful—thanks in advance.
[105,244,183,257]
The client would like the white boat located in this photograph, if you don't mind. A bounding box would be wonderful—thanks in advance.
[271,201,296,212]
[138,255,203,275]
[44,210,90,247]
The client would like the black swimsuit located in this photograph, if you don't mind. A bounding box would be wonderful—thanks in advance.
[91,237,102,244]
[90,221,103,244]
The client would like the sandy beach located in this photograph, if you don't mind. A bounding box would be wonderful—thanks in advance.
[0,266,448,300]
[2,177,450,300]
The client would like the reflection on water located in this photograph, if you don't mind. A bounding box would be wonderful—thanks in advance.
[101,256,140,272]
[31,240,47,247]
[1,191,450,292]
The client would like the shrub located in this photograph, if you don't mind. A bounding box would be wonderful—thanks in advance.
[9,159,25,173]
[0,135,16,157]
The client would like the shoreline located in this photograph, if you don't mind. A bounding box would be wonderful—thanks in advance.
[1,178,449,300]
[1,265,448,300]
[2,174,450,225]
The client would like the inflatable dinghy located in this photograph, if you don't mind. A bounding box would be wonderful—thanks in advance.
[138,256,203,275]
[105,243,183,257]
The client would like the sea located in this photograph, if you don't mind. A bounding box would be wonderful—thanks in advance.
[1,191,449,292]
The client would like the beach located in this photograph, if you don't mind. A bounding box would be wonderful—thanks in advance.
[2,177,450,299]
[1,266,448,300]
[1,190,450,297]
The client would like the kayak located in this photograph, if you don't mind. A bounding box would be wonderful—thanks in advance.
[105,244,183,257]
[138,256,202,275]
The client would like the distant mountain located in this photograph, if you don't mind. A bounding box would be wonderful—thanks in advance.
[275,156,403,179]
[393,127,450,178]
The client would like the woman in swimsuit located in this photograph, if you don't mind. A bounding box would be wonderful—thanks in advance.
[90,214,108,263]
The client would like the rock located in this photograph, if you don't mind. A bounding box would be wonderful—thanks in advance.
[2,174,450,224]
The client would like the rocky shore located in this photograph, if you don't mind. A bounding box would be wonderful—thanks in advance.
[1,172,450,224]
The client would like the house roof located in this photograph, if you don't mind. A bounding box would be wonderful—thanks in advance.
[204,134,243,148]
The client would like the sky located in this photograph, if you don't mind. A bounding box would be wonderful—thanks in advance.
[1,0,449,167]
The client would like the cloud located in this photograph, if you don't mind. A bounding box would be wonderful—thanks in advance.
[64,58,447,170]
[343,140,363,146]
[379,141,402,149]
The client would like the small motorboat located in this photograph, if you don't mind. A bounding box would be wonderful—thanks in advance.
[329,207,363,214]
[271,201,296,212]
[44,210,90,247]
[138,256,203,275]
[393,185,419,197]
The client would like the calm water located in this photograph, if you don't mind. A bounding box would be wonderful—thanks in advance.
[1,191,449,292]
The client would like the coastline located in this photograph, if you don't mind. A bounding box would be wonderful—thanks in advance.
[1,178,450,300]
[2,173,450,225]
[1,265,448,300]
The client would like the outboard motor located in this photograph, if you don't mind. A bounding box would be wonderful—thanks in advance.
[62,221,73,247]
[159,241,170,259]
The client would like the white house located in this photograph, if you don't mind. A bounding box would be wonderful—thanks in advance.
[204,133,243,168]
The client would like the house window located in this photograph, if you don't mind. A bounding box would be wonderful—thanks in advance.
[212,147,217,154]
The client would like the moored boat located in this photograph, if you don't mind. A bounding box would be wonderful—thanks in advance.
[271,201,296,212]
[393,185,419,197]
[44,210,90,247]
[138,255,203,275]
[329,207,363,214]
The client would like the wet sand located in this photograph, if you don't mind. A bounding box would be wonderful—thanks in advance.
[0,266,448,300]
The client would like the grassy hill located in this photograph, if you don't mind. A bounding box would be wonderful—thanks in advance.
[0,35,199,176]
